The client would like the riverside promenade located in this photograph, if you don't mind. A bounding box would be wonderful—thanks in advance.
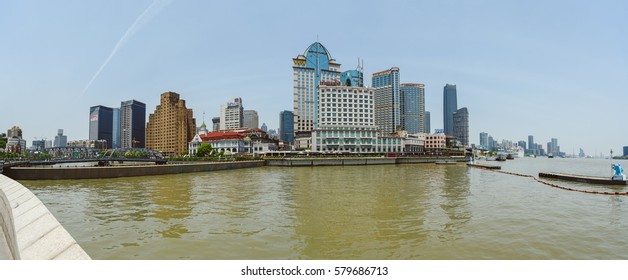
[4,160,266,180]
[2,157,467,180]
[265,156,466,166]
[0,174,90,259]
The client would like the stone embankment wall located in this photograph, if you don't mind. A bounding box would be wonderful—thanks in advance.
[0,175,90,260]
[4,161,266,180]
[266,157,465,166]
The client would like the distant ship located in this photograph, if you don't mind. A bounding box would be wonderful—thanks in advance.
[501,147,524,159]
[496,154,507,161]
[509,147,524,158]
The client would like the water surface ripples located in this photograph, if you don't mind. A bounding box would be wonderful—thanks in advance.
[23,157,628,259]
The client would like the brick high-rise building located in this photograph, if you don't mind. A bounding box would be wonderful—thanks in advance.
[146,92,196,156]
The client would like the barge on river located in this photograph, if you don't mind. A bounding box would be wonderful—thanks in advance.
[538,172,628,185]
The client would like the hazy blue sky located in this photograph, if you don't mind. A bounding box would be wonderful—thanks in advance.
[1,0,627,156]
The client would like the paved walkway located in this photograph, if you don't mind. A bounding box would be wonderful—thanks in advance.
[0,175,90,260]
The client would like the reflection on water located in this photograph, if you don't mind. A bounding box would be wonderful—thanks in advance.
[437,165,471,242]
[22,158,628,259]
[150,175,193,238]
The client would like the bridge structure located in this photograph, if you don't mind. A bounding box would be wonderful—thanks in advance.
[1,147,167,172]
[0,160,29,174]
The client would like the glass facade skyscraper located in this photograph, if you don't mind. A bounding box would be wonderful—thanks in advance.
[400,83,425,134]
[89,105,113,148]
[293,42,341,138]
[480,132,488,148]
[528,135,534,151]
[372,67,400,134]
[443,84,457,136]
[453,107,469,146]
[425,111,430,133]
[279,110,294,145]
[341,69,363,87]
[112,108,121,148]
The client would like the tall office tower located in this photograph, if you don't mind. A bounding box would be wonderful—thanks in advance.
[120,100,146,148]
[112,108,121,148]
[32,139,46,150]
[261,123,268,133]
[452,107,469,146]
[89,105,113,148]
[480,132,489,148]
[341,61,364,87]
[488,136,494,151]
[7,126,22,138]
[292,42,341,138]
[400,83,425,134]
[443,84,457,135]
[146,92,196,156]
[550,138,559,155]
[220,97,243,130]
[425,111,430,133]
[212,117,220,131]
[372,67,400,134]
[518,140,526,149]
[243,110,259,129]
[528,135,534,151]
[53,129,67,147]
[537,144,544,155]
[279,110,294,145]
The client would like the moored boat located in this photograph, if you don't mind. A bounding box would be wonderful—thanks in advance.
[539,172,628,185]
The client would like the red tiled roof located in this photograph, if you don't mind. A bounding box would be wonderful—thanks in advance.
[199,131,245,141]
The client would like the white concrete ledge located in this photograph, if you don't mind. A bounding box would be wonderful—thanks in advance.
[0,175,90,260]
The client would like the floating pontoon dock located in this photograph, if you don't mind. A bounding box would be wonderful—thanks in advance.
[538,172,628,185]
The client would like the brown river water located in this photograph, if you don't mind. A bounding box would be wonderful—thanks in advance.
[22,157,628,259]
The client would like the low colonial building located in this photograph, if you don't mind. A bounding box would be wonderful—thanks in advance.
[374,135,403,153]
[189,131,251,156]
[189,127,277,156]
[424,133,447,150]
[399,131,425,154]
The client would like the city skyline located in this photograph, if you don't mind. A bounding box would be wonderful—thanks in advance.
[1,1,627,155]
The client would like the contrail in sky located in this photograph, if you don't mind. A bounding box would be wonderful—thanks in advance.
[81,0,171,96]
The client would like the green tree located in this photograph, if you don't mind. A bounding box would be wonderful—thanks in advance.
[196,143,214,157]
[0,138,6,149]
